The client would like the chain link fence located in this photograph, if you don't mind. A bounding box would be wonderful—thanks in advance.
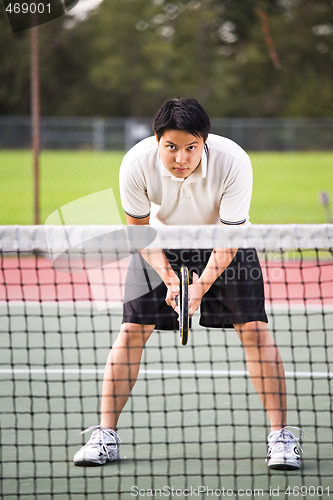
[1,116,333,152]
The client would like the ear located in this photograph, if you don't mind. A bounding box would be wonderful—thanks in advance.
[155,133,160,143]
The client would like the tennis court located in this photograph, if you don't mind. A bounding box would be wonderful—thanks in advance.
[1,225,332,499]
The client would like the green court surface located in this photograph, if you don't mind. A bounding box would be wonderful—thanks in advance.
[1,302,332,500]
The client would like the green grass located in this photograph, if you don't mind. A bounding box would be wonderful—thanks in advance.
[250,152,333,224]
[0,150,332,225]
[0,150,125,225]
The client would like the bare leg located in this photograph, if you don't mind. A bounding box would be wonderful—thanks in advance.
[234,321,287,432]
[100,323,155,429]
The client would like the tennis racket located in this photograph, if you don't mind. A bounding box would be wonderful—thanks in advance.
[176,265,189,346]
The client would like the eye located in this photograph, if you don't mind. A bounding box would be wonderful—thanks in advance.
[167,145,177,150]
[188,145,196,151]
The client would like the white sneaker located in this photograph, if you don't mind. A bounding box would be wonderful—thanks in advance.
[73,425,121,466]
[266,427,304,470]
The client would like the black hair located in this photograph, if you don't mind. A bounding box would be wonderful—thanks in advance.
[153,97,211,142]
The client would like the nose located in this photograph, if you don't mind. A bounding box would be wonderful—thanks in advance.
[176,149,187,164]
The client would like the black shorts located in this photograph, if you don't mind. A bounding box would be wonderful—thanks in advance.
[122,248,268,330]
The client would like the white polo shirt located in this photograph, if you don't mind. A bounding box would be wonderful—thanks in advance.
[119,134,253,226]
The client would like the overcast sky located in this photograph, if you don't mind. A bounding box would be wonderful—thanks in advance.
[70,0,103,20]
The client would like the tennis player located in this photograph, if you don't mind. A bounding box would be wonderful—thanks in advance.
[73,97,303,470]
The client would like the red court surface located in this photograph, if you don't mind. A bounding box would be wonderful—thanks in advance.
[0,256,332,306]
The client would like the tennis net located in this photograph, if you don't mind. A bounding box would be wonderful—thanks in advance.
[1,224,332,499]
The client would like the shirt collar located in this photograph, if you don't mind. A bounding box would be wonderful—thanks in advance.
[159,144,208,183]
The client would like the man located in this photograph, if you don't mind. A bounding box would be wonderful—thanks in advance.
[73,98,303,470]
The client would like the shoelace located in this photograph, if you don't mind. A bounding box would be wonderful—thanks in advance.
[266,426,304,461]
[81,425,121,459]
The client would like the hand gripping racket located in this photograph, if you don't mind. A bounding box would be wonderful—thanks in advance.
[176,265,189,346]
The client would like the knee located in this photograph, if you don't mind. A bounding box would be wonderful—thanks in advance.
[235,321,270,347]
[118,323,154,347]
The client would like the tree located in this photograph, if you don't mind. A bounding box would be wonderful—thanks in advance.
[0,0,332,117]
[0,4,30,114]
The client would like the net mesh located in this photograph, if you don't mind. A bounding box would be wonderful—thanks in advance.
[1,224,332,499]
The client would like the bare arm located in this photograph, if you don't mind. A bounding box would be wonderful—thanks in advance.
[196,220,243,292]
[125,215,241,316]
[187,223,241,316]
[195,247,238,293]
[125,214,180,306]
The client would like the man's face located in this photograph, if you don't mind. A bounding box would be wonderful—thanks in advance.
[157,129,205,179]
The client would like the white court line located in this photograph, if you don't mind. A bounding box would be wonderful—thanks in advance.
[1,302,332,380]
[0,367,332,379]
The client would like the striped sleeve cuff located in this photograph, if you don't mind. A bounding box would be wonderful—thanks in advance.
[220,218,247,225]
[124,210,150,219]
